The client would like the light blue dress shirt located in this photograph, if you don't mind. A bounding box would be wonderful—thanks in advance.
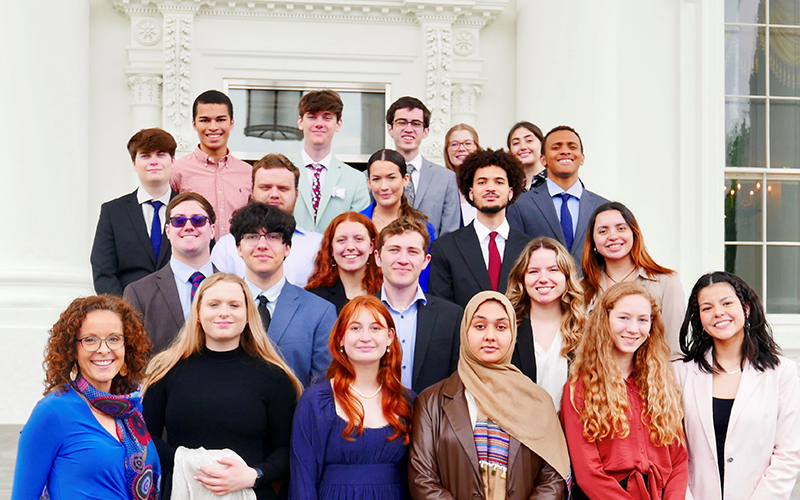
[245,275,286,317]
[546,177,584,235]
[381,284,427,389]
[169,257,215,319]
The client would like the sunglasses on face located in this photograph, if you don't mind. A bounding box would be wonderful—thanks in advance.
[168,215,209,228]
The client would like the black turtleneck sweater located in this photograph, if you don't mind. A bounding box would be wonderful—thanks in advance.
[143,346,297,499]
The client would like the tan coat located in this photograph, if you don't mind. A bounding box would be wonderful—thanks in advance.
[408,373,566,500]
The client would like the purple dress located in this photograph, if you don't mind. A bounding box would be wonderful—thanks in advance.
[289,381,409,500]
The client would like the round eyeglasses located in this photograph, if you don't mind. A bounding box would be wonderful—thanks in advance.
[77,334,125,352]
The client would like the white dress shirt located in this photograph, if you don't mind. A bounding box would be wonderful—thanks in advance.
[136,186,171,237]
[302,149,333,191]
[406,153,423,194]
[473,218,510,269]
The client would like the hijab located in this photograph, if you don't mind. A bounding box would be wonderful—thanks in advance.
[457,291,571,481]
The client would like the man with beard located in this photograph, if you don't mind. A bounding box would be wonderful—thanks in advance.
[428,149,530,308]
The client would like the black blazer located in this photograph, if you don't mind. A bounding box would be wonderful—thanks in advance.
[91,189,177,296]
[307,277,348,315]
[412,295,463,394]
[505,182,608,269]
[428,222,530,309]
[510,315,537,384]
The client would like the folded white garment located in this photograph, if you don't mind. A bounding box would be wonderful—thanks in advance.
[172,446,257,500]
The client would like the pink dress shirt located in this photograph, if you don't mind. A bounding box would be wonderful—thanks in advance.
[170,145,252,239]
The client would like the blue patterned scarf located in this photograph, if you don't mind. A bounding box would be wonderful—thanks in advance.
[74,376,160,500]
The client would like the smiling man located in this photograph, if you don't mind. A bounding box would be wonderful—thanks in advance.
[376,217,462,393]
[91,128,178,296]
[230,202,335,386]
[170,90,252,239]
[211,154,322,286]
[291,90,370,233]
[386,96,461,237]
[429,149,531,309]
[506,125,609,267]
[124,192,217,354]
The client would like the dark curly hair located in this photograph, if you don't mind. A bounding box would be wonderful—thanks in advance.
[44,295,152,395]
[679,271,780,374]
[229,202,296,247]
[456,148,525,205]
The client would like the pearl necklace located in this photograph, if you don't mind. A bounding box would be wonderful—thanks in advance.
[350,383,383,399]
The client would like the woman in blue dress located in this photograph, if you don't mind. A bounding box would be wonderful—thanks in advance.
[290,295,413,499]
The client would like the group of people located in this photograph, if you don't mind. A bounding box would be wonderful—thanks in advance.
[11,88,800,500]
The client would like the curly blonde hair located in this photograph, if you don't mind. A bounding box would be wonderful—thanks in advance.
[568,282,683,446]
[506,237,587,357]
[44,295,152,395]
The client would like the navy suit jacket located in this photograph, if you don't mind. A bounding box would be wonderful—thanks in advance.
[124,264,187,355]
[92,189,177,296]
[413,157,462,237]
[428,222,530,309]
[269,283,337,387]
[506,182,608,268]
[411,296,463,394]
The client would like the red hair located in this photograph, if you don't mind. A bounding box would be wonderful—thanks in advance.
[305,212,382,293]
[326,296,412,443]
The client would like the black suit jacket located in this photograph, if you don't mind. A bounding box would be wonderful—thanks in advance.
[428,222,530,309]
[506,182,608,269]
[510,315,537,384]
[412,295,463,394]
[307,278,348,315]
[91,189,177,296]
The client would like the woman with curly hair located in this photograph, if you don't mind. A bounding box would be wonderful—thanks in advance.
[506,236,587,407]
[306,212,383,313]
[143,273,302,499]
[582,201,685,354]
[409,291,570,500]
[561,282,687,500]
[674,272,800,500]
[290,295,413,499]
[443,123,481,225]
[13,295,160,500]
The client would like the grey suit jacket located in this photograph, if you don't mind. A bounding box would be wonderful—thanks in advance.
[124,264,185,355]
[268,282,337,387]
[506,182,608,268]
[292,155,371,233]
[414,157,461,238]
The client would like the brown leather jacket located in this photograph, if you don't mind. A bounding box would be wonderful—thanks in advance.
[409,373,566,499]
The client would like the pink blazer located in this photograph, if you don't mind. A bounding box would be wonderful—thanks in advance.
[673,355,800,500]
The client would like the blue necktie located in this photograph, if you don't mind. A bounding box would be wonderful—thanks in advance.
[190,272,205,302]
[559,192,574,251]
[148,200,164,260]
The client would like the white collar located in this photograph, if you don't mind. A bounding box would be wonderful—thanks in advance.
[473,217,510,241]
[301,149,333,169]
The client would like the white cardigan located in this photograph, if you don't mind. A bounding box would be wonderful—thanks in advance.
[673,354,800,500]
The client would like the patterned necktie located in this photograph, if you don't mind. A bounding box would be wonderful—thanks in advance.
[310,163,325,218]
[404,163,416,206]
[147,200,164,260]
[189,272,205,302]
[488,231,501,291]
[559,192,574,251]
[257,295,271,332]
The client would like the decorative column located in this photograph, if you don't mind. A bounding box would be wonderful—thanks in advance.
[128,74,163,129]
[420,22,454,158]
[160,6,197,154]
[451,83,482,126]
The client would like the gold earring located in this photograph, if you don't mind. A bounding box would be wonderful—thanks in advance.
[69,364,78,381]
[119,364,129,377]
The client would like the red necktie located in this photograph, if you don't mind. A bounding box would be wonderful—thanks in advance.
[310,164,324,218]
[488,231,501,291]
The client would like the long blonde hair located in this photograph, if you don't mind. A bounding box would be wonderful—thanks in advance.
[506,237,587,357]
[143,273,303,397]
[568,282,683,446]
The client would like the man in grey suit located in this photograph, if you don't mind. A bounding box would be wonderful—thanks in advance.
[506,125,609,268]
[231,202,336,387]
[375,217,462,394]
[124,192,217,354]
[292,89,371,233]
[386,96,461,237]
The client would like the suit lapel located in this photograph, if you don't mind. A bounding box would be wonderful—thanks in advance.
[456,223,492,291]
[269,283,300,345]
[126,190,157,265]
[531,185,564,242]
[155,190,178,267]
[573,191,596,253]
[507,437,522,473]
[297,164,316,220]
[728,362,762,432]
[691,363,718,460]
[412,299,434,387]
[500,229,529,292]
[414,158,432,208]
[441,378,482,480]
[155,266,185,328]
[514,317,537,382]
[316,158,344,218]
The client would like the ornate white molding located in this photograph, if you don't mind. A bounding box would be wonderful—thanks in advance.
[135,18,162,45]
[161,11,193,144]
[111,0,508,26]
[453,29,476,57]
[452,83,481,116]
[127,74,163,106]
[422,23,452,158]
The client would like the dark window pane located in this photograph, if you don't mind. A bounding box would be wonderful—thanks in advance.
[726,0,766,24]
[726,26,766,96]
[769,29,800,97]
[726,178,764,241]
[725,244,763,298]
[766,180,800,240]
[726,98,767,167]
[770,0,800,26]
[766,246,800,313]
[769,100,800,168]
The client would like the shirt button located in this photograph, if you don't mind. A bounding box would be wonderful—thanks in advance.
[401,340,405,343]
[402,365,406,370]
[400,315,404,319]
[640,449,645,453]
[727,457,734,463]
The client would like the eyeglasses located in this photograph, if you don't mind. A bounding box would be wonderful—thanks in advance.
[168,215,209,228]
[392,119,425,130]
[242,232,285,245]
[77,335,125,352]
[449,140,476,150]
